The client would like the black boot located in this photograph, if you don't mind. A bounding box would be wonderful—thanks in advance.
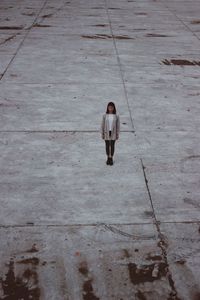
[106,156,110,165]
[110,156,113,165]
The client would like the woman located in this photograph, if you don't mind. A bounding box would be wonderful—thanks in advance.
[101,102,120,165]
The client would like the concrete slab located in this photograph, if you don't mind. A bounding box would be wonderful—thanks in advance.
[1,53,122,84]
[0,0,200,298]
[0,132,152,226]
[0,83,132,131]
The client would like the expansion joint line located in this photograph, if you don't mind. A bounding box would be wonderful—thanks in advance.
[104,0,135,132]
[140,158,180,300]
[0,0,49,81]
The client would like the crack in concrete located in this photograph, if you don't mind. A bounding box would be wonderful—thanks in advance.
[140,158,181,300]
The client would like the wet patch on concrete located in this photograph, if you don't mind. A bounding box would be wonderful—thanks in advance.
[81,34,133,39]
[0,257,40,299]
[78,261,99,300]
[161,59,200,66]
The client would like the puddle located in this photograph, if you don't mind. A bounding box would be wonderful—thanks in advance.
[162,59,200,66]
[0,258,40,299]
[81,34,133,39]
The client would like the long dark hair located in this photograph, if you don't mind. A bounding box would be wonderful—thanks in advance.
[106,102,116,114]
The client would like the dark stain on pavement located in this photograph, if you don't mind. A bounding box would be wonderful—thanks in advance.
[79,261,89,276]
[146,253,162,261]
[146,33,169,37]
[81,34,133,39]
[128,261,168,284]
[136,290,147,300]
[83,279,99,300]
[26,244,39,253]
[162,59,200,66]
[78,261,99,300]
[0,258,40,300]
[191,20,200,24]
[183,197,200,209]
[92,24,108,27]
[33,23,51,27]
[17,257,39,265]
[144,210,154,217]
[135,12,147,15]
[22,12,36,16]
[0,26,23,30]
[42,13,54,18]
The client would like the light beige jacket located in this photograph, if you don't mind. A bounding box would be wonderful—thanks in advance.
[101,113,120,140]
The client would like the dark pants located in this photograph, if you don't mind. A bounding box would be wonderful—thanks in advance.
[105,130,115,156]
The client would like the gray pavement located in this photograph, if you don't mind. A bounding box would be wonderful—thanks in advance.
[0,0,200,299]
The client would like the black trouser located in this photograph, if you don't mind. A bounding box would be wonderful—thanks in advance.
[105,130,115,156]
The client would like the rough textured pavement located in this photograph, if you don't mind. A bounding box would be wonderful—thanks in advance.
[0,0,200,299]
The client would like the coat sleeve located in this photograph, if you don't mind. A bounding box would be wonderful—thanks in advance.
[101,114,105,137]
[116,115,120,135]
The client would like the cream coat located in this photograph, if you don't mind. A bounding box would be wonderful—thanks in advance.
[101,113,120,140]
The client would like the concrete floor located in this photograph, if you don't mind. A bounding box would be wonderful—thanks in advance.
[0,0,200,299]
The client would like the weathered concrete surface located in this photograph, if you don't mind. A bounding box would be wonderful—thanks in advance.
[0,0,200,299]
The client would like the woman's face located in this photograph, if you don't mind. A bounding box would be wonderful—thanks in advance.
[108,105,114,113]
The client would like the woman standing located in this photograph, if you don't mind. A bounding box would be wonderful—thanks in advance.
[101,102,120,165]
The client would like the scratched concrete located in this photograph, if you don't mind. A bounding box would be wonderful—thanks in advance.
[0,0,200,299]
